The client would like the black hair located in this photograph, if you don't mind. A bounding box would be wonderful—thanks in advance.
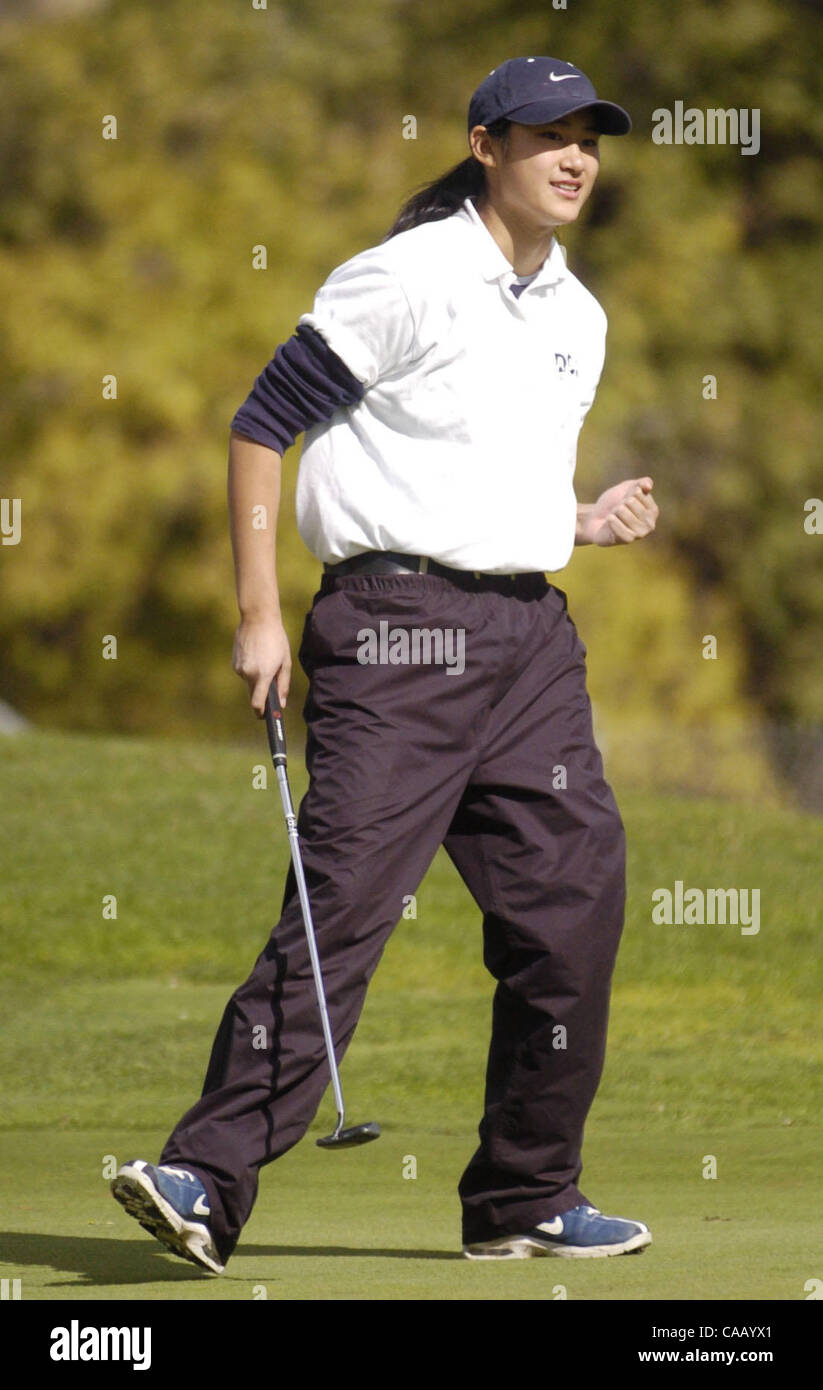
[384,118,511,239]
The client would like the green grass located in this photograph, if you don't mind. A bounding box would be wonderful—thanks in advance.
[2,1128,819,1301]
[1,729,821,1300]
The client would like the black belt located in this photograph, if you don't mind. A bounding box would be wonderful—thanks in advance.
[322,550,543,591]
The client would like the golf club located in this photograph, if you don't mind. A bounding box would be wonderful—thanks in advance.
[263,680,381,1150]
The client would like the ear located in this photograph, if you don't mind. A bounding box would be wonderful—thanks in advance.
[468,125,500,169]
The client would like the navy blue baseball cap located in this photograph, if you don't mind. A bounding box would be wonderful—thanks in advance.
[468,56,631,136]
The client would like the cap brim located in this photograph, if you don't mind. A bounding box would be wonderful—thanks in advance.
[504,98,631,135]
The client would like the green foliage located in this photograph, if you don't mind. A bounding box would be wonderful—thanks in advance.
[1,0,821,802]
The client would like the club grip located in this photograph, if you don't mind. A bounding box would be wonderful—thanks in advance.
[264,681,288,768]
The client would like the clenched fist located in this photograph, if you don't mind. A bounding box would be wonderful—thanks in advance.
[576,477,659,547]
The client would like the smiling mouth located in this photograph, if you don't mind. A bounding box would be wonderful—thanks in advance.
[551,182,582,196]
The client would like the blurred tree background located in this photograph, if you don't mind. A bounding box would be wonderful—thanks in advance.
[1,0,821,805]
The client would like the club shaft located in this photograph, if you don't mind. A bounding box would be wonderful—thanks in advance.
[275,765,346,1132]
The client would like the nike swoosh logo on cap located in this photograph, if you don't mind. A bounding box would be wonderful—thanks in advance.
[549,73,578,82]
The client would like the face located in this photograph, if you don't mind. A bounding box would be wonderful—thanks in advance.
[471,109,601,232]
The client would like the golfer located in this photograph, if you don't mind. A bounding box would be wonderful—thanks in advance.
[112,56,658,1271]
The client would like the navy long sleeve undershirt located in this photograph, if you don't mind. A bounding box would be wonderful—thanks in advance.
[230,323,365,454]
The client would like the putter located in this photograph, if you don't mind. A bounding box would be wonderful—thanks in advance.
[263,680,380,1150]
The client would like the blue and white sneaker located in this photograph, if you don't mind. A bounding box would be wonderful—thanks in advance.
[463,1204,652,1259]
[111,1160,225,1274]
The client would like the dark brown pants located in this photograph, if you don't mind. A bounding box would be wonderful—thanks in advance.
[160,570,626,1261]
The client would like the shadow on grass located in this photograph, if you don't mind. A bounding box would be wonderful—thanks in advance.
[0,1234,461,1287]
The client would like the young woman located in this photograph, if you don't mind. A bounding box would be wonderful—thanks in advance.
[112,56,658,1270]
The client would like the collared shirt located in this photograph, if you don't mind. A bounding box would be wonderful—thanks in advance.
[295,196,608,573]
[508,269,540,300]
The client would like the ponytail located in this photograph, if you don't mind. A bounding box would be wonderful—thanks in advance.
[384,118,511,239]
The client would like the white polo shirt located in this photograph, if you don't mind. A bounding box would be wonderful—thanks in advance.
[295,196,607,574]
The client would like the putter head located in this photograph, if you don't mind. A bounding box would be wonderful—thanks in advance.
[316,1122,381,1149]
